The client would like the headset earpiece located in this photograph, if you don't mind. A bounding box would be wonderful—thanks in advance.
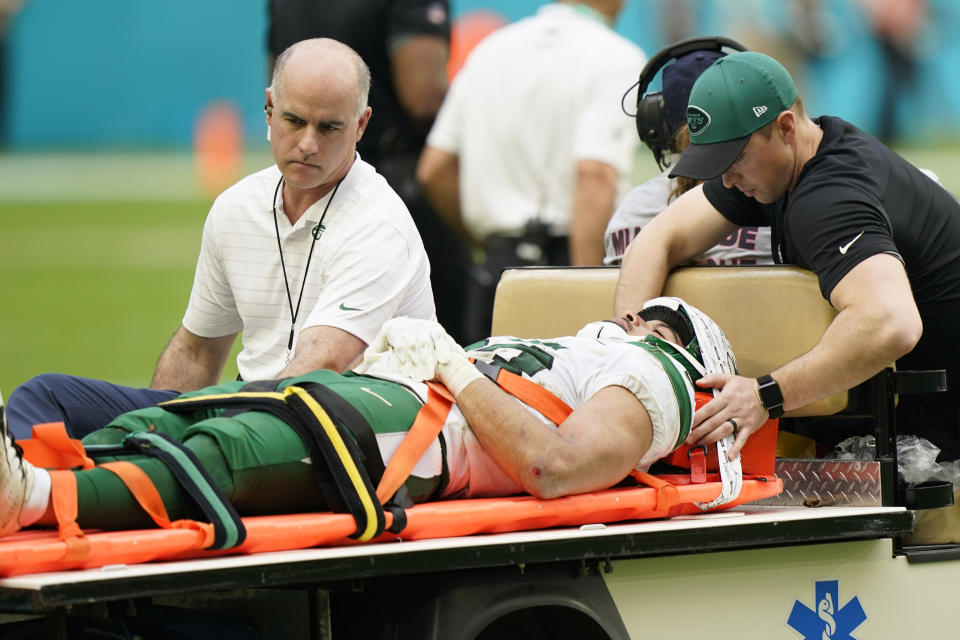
[636,91,672,168]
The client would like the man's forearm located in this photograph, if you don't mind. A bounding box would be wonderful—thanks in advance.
[150,328,234,392]
[775,255,922,412]
[613,236,672,316]
[772,306,919,413]
[416,147,473,244]
[276,325,366,379]
[450,377,651,499]
[151,350,220,392]
[569,160,617,265]
[450,377,570,498]
[613,185,737,316]
[568,207,608,265]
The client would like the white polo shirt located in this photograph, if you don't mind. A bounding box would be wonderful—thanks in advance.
[426,3,645,239]
[182,157,435,381]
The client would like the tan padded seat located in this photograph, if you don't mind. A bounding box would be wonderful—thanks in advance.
[490,265,844,417]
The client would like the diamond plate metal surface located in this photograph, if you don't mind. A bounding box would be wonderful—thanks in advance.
[754,459,883,507]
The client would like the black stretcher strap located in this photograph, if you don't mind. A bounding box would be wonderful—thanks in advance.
[159,383,391,541]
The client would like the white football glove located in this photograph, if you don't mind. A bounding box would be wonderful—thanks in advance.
[355,317,482,394]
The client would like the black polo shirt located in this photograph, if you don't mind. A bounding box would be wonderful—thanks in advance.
[704,116,960,457]
[704,116,960,304]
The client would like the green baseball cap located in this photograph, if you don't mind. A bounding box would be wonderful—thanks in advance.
[670,51,799,180]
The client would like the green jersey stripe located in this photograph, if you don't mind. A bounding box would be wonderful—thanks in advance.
[632,342,696,448]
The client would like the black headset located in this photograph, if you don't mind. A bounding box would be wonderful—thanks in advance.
[632,36,747,169]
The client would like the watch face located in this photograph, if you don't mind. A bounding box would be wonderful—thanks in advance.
[758,375,783,410]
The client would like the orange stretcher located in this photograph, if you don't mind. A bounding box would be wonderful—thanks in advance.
[0,385,782,577]
[0,472,782,577]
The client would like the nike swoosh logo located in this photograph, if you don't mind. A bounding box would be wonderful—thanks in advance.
[360,386,393,406]
[339,302,361,311]
[838,231,865,255]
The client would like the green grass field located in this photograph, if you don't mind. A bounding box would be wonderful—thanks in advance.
[0,150,275,398]
[0,146,957,402]
[0,200,208,395]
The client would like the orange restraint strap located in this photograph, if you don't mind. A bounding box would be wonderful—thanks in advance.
[375,371,576,507]
[48,470,90,563]
[376,381,455,505]
[492,368,573,425]
[630,470,682,511]
[99,461,215,549]
[24,423,216,553]
[20,422,94,470]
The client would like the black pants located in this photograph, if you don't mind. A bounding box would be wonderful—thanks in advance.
[374,152,472,345]
[895,300,960,460]
[463,234,569,345]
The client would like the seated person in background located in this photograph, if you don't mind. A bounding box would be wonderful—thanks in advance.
[604,42,772,266]
[0,299,737,537]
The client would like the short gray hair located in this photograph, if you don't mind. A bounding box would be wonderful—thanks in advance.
[270,38,371,118]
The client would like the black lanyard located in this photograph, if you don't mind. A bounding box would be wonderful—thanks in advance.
[272,175,343,364]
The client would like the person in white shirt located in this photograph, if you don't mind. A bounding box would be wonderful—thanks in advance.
[417,0,645,342]
[6,38,435,440]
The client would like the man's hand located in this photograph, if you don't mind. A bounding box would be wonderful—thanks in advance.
[687,373,768,460]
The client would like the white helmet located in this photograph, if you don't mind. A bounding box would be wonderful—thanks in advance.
[642,297,743,510]
[639,296,738,376]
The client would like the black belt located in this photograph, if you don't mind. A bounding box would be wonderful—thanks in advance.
[482,234,569,267]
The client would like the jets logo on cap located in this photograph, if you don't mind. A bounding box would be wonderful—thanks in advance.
[686,106,711,136]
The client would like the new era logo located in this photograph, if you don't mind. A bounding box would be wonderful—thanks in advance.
[752,105,768,118]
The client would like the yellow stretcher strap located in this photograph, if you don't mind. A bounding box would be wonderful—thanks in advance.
[160,385,389,542]
[283,386,385,541]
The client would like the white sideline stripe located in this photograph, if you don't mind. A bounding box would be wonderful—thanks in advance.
[0,150,273,202]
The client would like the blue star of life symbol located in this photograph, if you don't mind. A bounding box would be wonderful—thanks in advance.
[788,580,866,639]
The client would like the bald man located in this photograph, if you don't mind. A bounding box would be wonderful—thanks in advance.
[7,38,436,440]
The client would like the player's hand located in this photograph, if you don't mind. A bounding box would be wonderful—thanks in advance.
[355,317,452,381]
[355,317,481,394]
[686,373,768,459]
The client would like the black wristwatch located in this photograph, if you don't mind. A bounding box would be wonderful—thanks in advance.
[756,374,785,419]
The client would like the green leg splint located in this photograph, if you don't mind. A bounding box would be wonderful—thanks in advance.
[158,383,396,541]
[124,431,246,550]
